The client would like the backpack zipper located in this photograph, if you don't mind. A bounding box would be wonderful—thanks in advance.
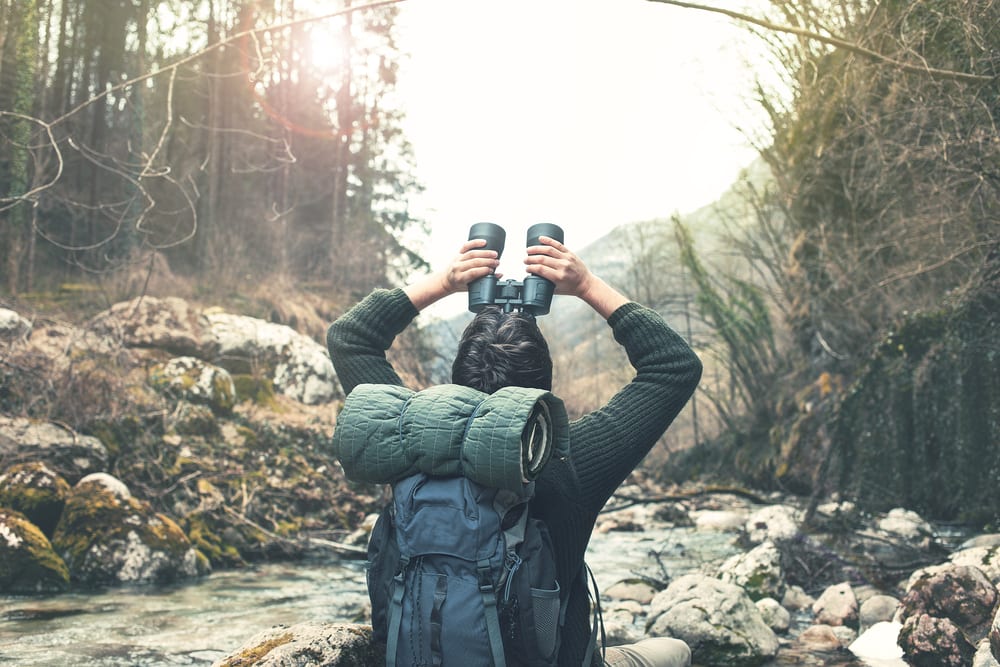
[503,551,522,601]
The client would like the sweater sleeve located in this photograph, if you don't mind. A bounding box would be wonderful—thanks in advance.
[570,302,702,514]
[326,288,419,396]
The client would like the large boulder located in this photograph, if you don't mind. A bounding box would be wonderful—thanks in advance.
[213,622,383,667]
[0,508,70,594]
[204,312,339,405]
[52,473,207,586]
[0,417,109,482]
[0,461,71,536]
[646,573,779,666]
[89,296,208,356]
[898,564,997,666]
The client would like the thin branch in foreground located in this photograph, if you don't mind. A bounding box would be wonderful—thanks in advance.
[646,0,995,84]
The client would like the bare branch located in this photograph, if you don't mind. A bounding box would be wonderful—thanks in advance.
[646,0,995,83]
[0,113,63,212]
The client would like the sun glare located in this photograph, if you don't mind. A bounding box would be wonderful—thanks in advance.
[305,21,344,71]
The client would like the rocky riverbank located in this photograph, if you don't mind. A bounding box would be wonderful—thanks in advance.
[4,297,1000,666]
[213,492,1000,667]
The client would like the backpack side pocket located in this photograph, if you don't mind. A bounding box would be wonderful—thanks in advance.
[501,517,562,666]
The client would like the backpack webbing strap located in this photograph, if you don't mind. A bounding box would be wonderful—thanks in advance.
[430,576,448,666]
[478,559,507,667]
[385,555,409,667]
[581,562,605,667]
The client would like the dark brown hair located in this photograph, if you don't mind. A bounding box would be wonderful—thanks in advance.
[451,307,552,394]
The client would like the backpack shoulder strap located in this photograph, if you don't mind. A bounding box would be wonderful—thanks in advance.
[385,554,409,667]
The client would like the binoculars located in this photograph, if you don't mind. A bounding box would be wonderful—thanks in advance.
[467,222,565,316]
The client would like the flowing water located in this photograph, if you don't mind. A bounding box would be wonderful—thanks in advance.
[0,521,883,666]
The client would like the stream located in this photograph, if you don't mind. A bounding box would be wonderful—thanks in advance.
[1,518,886,666]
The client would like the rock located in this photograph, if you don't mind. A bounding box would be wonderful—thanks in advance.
[795,624,844,652]
[603,602,644,646]
[0,461,71,536]
[0,307,32,340]
[813,582,859,628]
[755,597,790,633]
[596,513,645,533]
[898,564,997,665]
[718,540,786,601]
[52,473,207,586]
[166,401,219,436]
[653,501,693,526]
[89,296,208,356]
[991,603,1000,664]
[848,621,905,663]
[960,534,1000,550]
[949,545,1000,585]
[859,594,900,633]
[812,501,862,530]
[149,356,236,414]
[204,312,340,405]
[974,638,1000,667]
[899,613,975,667]
[212,622,383,666]
[647,573,779,666]
[605,579,658,605]
[0,508,70,594]
[691,510,746,532]
[781,584,815,611]
[0,417,108,482]
[877,508,936,548]
[744,504,802,545]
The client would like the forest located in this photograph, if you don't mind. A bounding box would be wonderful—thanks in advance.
[1,0,998,524]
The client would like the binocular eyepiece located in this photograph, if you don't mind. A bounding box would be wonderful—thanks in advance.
[467,222,565,316]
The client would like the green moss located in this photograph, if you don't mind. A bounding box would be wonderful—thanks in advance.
[0,510,70,594]
[214,631,294,667]
[0,462,70,537]
[232,374,278,407]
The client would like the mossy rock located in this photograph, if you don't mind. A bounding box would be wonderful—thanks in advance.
[0,509,70,594]
[149,356,236,414]
[213,622,383,667]
[0,461,71,537]
[183,510,247,569]
[167,401,219,437]
[52,473,207,586]
[232,374,278,407]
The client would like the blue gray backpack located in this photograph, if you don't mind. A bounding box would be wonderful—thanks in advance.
[366,473,563,666]
[331,383,595,666]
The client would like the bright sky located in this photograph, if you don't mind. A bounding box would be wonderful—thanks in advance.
[392,0,768,295]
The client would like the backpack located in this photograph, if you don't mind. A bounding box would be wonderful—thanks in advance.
[366,472,564,667]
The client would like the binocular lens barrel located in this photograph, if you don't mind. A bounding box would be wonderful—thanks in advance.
[468,222,506,256]
[526,223,564,247]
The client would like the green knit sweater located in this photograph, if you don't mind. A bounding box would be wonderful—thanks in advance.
[326,288,702,667]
